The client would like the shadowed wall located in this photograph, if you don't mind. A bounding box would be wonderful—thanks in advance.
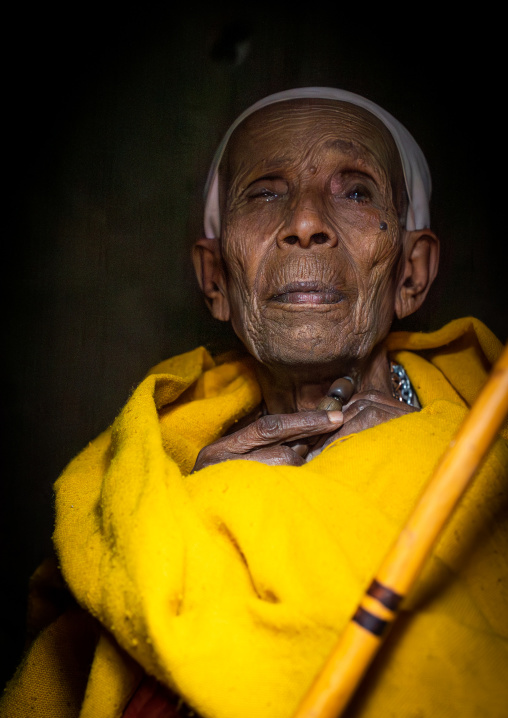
[2,7,505,686]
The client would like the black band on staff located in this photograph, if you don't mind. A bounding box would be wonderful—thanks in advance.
[353,607,390,637]
[366,579,403,612]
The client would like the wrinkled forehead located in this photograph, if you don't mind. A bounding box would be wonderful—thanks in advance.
[221,99,403,190]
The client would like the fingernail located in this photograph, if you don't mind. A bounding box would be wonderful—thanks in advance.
[327,410,343,423]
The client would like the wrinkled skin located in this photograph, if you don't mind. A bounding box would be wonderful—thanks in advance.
[193,100,439,468]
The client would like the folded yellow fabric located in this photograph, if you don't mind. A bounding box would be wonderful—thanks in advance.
[2,317,507,718]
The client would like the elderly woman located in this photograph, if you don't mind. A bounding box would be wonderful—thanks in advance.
[2,89,507,718]
[192,88,439,468]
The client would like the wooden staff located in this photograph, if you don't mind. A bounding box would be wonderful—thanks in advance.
[293,343,508,718]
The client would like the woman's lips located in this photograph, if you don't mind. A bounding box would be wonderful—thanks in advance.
[270,281,345,305]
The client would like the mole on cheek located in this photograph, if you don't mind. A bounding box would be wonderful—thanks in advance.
[309,166,317,174]
[379,221,388,231]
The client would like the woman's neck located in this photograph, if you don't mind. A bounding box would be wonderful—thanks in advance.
[254,344,393,415]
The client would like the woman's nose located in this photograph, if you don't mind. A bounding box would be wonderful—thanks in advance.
[276,191,337,248]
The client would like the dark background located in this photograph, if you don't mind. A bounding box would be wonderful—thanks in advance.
[2,7,505,686]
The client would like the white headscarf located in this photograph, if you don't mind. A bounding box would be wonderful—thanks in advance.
[203,87,431,237]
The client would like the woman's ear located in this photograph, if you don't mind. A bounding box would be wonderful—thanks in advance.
[395,229,440,319]
[192,237,230,322]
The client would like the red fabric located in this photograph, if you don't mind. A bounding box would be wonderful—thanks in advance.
[123,675,197,718]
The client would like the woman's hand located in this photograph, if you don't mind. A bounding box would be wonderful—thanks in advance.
[318,389,418,452]
[193,391,417,470]
[192,410,343,471]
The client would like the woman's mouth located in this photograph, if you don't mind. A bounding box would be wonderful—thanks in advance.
[270,281,345,304]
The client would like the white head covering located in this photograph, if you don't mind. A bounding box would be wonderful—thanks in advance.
[203,87,431,237]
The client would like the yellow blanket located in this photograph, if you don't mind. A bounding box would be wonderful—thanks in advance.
[3,317,508,718]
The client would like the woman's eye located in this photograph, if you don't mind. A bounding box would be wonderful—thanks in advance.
[345,185,371,203]
[245,177,288,201]
[251,188,278,200]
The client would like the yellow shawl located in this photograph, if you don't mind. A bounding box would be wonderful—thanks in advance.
[2,317,508,718]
